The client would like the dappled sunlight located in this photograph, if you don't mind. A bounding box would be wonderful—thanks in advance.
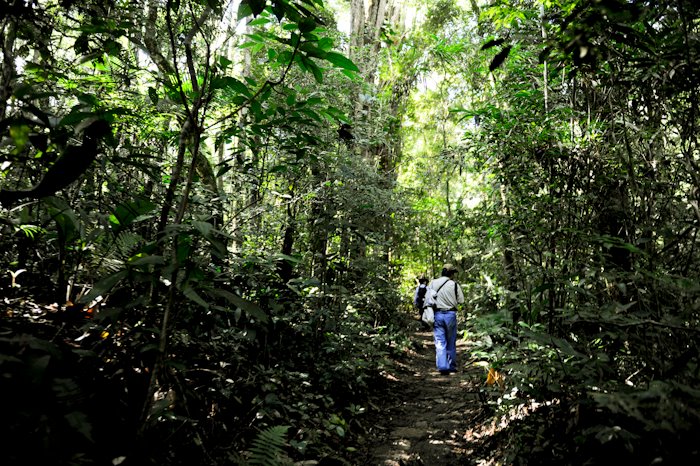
[366,326,494,465]
[2,0,698,464]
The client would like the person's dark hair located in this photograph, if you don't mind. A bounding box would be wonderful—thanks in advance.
[418,277,428,284]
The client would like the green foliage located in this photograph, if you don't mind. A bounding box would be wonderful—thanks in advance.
[0,0,388,464]
[5,0,699,464]
[394,0,700,463]
[244,425,292,466]
[0,319,138,466]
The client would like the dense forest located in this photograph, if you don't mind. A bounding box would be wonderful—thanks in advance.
[1,0,699,464]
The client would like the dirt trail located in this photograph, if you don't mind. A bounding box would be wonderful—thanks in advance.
[361,329,491,465]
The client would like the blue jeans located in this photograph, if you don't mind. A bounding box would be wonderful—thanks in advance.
[434,310,457,371]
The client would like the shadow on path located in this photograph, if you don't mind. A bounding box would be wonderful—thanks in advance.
[361,329,491,465]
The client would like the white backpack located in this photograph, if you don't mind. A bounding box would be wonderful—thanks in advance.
[421,279,450,325]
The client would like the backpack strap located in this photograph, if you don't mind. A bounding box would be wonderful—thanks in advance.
[434,278,450,296]
[434,279,458,309]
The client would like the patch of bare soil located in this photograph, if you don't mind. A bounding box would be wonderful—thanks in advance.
[358,328,495,465]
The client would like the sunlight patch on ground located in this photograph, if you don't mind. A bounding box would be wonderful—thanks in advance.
[463,398,561,464]
[381,371,400,382]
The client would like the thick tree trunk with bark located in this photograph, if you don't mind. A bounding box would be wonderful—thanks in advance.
[350,0,365,51]
[0,20,17,121]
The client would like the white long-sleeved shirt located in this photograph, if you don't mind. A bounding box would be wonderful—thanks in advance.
[428,276,464,310]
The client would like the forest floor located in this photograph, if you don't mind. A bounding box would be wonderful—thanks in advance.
[357,323,502,466]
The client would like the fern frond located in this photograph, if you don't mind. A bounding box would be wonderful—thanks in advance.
[114,231,143,259]
[102,231,144,270]
[245,425,291,466]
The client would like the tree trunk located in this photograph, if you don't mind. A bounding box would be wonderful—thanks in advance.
[350,0,365,52]
[0,19,17,121]
[500,182,520,324]
[366,0,388,46]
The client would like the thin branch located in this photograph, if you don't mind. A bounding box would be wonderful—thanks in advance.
[206,36,305,131]
[165,0,193,120]
[184,6,213,94]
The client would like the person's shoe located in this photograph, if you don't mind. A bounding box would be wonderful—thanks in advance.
[439,370,451,376]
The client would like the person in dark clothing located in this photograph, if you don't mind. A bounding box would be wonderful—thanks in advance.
[413,276,429,319]
[413,277,432,329]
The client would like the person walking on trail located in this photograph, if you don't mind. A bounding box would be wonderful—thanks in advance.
[429,264,464,375]
[413,277,431,329]
[413,276,429,317]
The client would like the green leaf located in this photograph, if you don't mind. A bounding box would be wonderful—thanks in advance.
[176,236,192,263]
[127,254,165,267]
[245,32,266,43]
[238,0,266,19]
[148,87,159,104]
[277,50,294,65]
[299,18,316,33]
[209,289,268,323]
[300,42,325,59]
[300,108,322,122]
[249,0,266,16]
[183,284,209,309]
[74,34,89,55]
[192,220,214,238]
[247,425,290,465]
[295,54,309,73]
[298,55,323,83]
[57,111,95,127]
[9,124,30,154]
[248,16,271,26]
[271,2,285,21]
[323,52,359,72]
[44,197,80,243]
[318,37,334,52]
[64,412,93,442]
[323,106,350,123]
[109,198,157,231]
[218,55,232,68]
[271,253,301,264]
[551,336,583,358]
[340,69,360,80]
[213,76,252,97]
[80,270,128,303]
[103,39,122,56]
[250,99,263,120]
[310,63,323,83]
